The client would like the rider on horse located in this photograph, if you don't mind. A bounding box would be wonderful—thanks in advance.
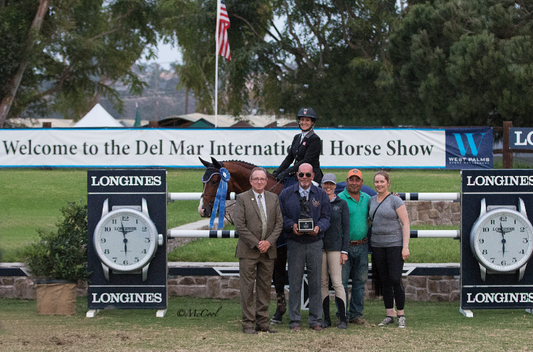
[270,108,324,324]
[272,108,323,187]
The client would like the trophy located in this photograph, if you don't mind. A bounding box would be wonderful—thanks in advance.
[298,195,314,232]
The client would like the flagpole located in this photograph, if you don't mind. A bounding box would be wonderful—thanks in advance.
[214,0,221,128]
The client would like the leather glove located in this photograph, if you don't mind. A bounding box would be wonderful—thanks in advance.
[272,169,279,178]
[276,170,287,181]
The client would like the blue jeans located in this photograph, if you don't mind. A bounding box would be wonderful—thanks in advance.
[341,242,368,320]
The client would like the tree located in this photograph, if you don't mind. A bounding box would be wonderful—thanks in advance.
[0,0,49,127]
[387,0,533,127]
[160,0,273,116]
[160,0,399,125]
[172,57,206,114]
[0,0,160,128]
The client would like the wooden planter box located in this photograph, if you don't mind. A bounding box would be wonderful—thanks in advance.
[36,280,77,315]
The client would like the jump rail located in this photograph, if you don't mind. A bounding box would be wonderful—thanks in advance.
[166,192,461,239]
[167,229,460,239]
[398,192,460,201]
[168,192,236,201]
[167,192,459,202]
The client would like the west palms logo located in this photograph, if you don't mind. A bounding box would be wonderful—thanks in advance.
[452,132,486,156]
[446,128,492,169]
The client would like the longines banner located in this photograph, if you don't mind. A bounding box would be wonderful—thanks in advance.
[509,127,533,150]
[0,127,492,169]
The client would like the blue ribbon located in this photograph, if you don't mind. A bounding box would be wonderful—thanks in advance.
[209,167,231,229]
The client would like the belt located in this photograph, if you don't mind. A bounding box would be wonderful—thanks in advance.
[349,237,368,246]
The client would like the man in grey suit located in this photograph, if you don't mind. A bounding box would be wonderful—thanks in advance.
[234,167,283,334]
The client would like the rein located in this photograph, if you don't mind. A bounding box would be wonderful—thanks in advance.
[208,167,231,229]
[268,179,283,193]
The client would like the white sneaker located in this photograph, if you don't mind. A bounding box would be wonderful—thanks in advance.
[398,316,406,328]
[378,316,394,326]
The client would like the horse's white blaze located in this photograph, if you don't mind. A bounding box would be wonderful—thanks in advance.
[198,183,206,216]
[198,198,204,216]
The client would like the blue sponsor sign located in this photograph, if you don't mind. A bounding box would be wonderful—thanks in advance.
[446,128,493,169]
[509,128,533,150]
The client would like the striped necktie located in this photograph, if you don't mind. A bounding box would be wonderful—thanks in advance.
[257,194,267,240]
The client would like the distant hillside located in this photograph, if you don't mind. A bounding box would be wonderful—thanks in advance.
[20,63,197,121]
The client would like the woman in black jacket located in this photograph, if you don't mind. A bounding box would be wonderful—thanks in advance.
[320,173,349,329]
[272,107,323,186]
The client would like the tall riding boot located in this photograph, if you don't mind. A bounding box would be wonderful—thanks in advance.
[321,296,331,328]
[271,293,286,324]
[335,296,347,329]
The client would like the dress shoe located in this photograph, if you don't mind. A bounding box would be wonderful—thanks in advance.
[243,328,258,334]
[310,325,323,331]
[349,317,367,325]
[255,327,277,333]
[290,325,301,332]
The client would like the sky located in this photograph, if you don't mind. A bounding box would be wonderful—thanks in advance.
[138,40,183,70]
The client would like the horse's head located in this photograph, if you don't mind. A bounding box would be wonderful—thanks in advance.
[198,156,283,217]
[198,157,224,217]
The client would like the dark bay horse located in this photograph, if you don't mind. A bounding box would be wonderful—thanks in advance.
[198,156,376,218]
[198,157,284,218]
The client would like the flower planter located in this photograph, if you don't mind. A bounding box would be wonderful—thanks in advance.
[36,279,77,315]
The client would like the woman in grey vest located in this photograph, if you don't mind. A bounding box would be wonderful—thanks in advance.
[369,171,410,328]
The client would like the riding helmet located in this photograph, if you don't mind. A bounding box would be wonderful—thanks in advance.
[297,108,317,121]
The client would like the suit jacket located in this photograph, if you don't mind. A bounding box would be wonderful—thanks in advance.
[234,189,283,260]
[277,130,323,183]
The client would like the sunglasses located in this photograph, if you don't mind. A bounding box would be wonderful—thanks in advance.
[298,172,312,178]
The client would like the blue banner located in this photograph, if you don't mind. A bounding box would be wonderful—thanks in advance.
[509,128,533,150]
[445,128,493,169]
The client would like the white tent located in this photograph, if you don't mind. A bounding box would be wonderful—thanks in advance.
[73,103,123,128]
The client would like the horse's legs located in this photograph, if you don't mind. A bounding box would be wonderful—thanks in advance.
[271,246,287,324]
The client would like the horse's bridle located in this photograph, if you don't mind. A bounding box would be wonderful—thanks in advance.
[200,167,221,199]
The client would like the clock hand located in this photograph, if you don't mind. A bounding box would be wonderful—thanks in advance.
[121,221,128,255]
[500,222,506,257]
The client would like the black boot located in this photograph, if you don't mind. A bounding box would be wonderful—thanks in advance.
[335,296,347,329]
[271,293,286,324]
[321,296,331,328]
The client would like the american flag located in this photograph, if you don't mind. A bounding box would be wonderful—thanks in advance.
[217,0,231,61]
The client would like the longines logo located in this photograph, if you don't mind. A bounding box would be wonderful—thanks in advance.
[90,175,162,187]
[466,292,533,304]
[91,292,163,304]
[466,175,533,187]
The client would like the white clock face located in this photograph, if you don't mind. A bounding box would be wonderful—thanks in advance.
[471,208,533,272]
[94,209,158,272]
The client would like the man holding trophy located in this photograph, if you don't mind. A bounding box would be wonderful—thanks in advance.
[278,163,331,332]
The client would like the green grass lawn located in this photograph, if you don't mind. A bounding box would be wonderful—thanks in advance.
[1,296,532,351]
[167,235,461,263]
[1,168,461,263]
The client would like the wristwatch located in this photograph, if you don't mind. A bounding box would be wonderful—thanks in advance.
[93,198,163,282]
[470,198,533,281]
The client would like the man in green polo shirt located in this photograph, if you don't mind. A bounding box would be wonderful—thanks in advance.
[338,169,370,325]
